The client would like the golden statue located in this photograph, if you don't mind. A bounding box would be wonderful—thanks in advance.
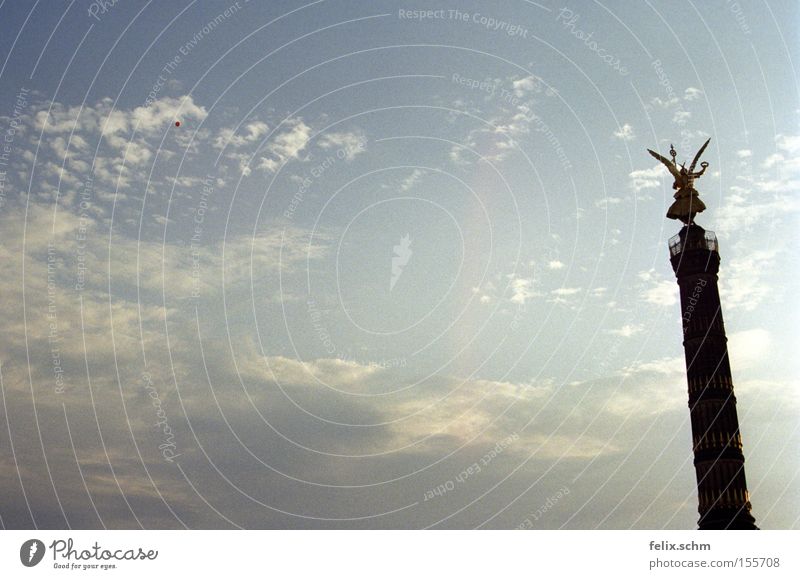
[648,138,710,224]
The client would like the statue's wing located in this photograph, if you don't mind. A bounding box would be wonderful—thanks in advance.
[689,138,711,172]
[647,149,681,179]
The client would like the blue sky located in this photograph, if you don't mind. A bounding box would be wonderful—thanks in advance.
[0,0,797,529]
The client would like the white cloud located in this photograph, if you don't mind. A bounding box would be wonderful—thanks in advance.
[761,153,782,169]
[28,97,206,183]
[213,120,269,149]
[606,324,643,338]
[622,356,683,376]
[35,95,207,139]
[650,96,679,108]
[644,280,677,307]
[547,260,565,270]
[258,117,312,173]
[757,133,800,177]
[629,165,667,192]
[672,110,692,125]
[613,123,635,141]
[717,133,800,232]
[683,87,703,101]
[510,277,537,304]
[400,169,425,192]
[130,96,207,133]
[512,75,544,97]
[318,130,367,160]
[449,74,552,165]
[250,355,382,391]
[727,329,771,370]
[639,269,678,307]
[737,149,752,158]
[595,196,623,208]
[720,247,780,311]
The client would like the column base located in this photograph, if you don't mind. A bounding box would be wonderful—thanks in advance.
[698,508,759,530]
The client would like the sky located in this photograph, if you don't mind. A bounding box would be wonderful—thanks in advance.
[0,0,797,529]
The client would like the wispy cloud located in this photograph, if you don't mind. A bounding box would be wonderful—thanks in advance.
[638,269,678,307]
[257,117,312,173]
[629,165,667,192]
[613,123,635,141]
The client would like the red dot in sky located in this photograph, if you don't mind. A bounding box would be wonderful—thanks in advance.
[175,121,181,127]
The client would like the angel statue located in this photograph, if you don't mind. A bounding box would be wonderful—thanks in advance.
[647,138,710,224]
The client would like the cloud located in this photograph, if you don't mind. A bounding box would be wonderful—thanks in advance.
[727,329,771,370]
[35,95,207,139]
[5,94,214,219]
[253,355,383,391]
[650,96,679,108]
[258,117,312,173]
[639,269,678,307]
[613,123,635,141]
[604,369,685,417]
[318,130,367,160]
[720,247,781,311]
[400,169,425,192]
[595,196,623,208]
[644,280,677,306]
[213,120,269,149]
[683,87,703,101]
[449,74,557,165]
[1,71,794,530]
[672,110,691,125]
[509,276,538,304]
[712,133,800,314]
[629,165,667,192]
[606,324,643,338]
[621,356,683,376]
[512,75,544,97]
